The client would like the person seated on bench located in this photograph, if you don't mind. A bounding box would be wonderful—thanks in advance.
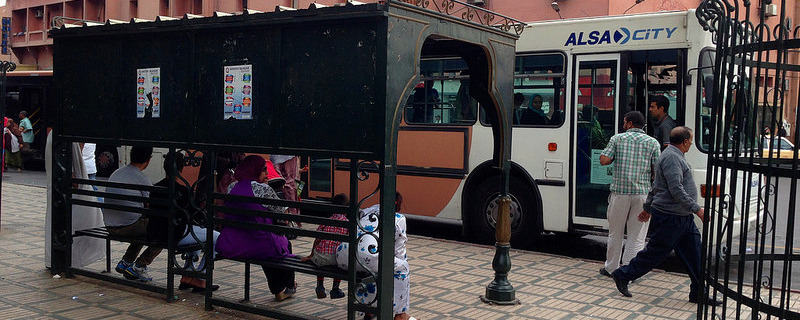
[216,155,297,302]
[338,192,418,320]
[103,146,160,282]
[301,193,349,299]
[148,151,220,292]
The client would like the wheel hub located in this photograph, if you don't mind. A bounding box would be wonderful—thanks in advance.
[484,193,522,230]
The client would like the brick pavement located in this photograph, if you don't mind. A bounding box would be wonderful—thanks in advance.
[1,182,741,319]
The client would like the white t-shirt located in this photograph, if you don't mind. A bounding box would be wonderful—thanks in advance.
[103,164,152,227]
[82,143,97,175]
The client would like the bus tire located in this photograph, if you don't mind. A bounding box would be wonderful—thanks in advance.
[466,175,540,248]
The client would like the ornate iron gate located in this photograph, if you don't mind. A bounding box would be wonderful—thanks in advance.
[697,0,800,318]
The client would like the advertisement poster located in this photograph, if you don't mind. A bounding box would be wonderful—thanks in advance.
[223,64,253,120]
[590,149,613,185]
[136,68,161,118]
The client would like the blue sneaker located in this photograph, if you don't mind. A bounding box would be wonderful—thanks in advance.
[124,264,153,282]
[115,260,136,280]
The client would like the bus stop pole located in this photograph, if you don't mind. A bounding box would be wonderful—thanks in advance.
[0,60,16,228]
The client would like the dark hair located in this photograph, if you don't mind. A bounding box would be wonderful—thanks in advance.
[130,146,153,164]
[395,192,403,210]
[163,151,185,174]
[513,92,525,105]
[19,110,27,117]
[624,111,645,128]
[332,193,349,206]
[649,95,670,112]
[669,126,693,145]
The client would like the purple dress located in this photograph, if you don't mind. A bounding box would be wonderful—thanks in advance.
[216,180,293,260]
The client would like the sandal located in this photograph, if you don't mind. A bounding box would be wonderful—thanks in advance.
[178,276,219,292]
[275,286,296,301]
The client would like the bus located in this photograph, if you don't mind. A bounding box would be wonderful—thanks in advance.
[302,9,761,247]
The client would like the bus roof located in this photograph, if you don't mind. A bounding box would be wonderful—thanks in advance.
[519,10,707,53]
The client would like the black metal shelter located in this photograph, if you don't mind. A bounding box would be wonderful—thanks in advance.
[697,0,800,318]
[48,1,521,319]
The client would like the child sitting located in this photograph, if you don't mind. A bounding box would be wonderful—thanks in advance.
[301,193,349,299]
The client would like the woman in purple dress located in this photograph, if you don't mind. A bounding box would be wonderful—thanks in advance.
[216,155,297,301]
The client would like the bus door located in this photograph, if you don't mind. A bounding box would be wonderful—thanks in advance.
[573,54,620,227]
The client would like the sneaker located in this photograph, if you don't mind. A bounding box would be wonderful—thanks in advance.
[124,264,153,282]
[316,286,327,299]
[115,260,136,280]
[330,288,345,299]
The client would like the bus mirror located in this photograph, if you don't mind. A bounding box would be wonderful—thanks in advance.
[703,75,714,109]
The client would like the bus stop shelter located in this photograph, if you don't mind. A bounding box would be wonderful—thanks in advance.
[47,1,522,318]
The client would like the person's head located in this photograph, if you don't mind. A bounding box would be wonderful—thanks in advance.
[163,151,185,176]
[395,192,403,211]
[513,93,525,107]
[529,94,543,110]
[669,126,693,153]
[582,105,598,121]
[129,146,153,169]
[623,111,645,130]
[234,155,267,183]
[332,193,349,206]
[19,110,27,119]
[648,95,670,119]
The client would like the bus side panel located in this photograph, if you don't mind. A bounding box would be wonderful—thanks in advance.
[397,128,468,169]
[333,170,463,217]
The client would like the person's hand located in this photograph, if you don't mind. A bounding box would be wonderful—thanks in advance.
[300,254,313,261]
[299,166,309,173]
[696,207,705,222]
[638,211,651,222]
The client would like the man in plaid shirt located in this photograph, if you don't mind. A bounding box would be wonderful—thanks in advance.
[598,111,661,278]
[302,193,349,299]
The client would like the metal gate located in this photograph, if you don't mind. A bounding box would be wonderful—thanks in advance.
[697,0,800,318]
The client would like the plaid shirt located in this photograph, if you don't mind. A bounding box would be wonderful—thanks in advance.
[314,213,349,255]
[600,128,661,194]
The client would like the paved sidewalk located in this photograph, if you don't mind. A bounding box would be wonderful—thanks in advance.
[1,182,737,319]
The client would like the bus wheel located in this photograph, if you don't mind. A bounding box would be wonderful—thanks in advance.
[467,175,540,248]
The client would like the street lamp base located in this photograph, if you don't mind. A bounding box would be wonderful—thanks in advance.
[480,294,520,305]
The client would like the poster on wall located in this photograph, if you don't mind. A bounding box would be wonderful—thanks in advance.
[590,149,613,185]
[223,64,253,120]
[136,67,161,118]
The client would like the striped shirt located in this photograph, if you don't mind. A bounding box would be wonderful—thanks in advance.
[599,128,661,194]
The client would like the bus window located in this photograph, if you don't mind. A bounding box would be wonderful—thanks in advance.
[406,58,476,124]
[511,53,566,126]
[576,60,615,150]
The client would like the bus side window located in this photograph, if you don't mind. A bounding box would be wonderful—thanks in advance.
[406,58,477,125]
[512,53,566,127]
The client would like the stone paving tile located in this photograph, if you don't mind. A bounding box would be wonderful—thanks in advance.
[3,182,798,319]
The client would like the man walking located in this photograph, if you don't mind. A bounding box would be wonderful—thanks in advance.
[18,110,33,151]
[103,146,161,282]
[648,95,675,150]
[598,111,660,278]
[611,127,722,306]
